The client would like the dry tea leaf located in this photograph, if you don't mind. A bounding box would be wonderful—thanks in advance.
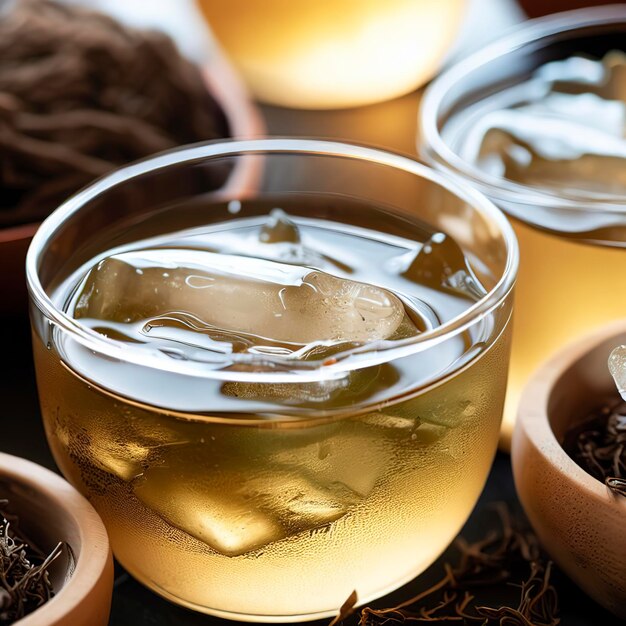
[329,590,358,626]
[0,0,229,226]
[0,500,65,625]
[563,399,626,498]
[331,504,560,626]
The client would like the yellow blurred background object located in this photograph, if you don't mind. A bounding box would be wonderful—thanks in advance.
[197,0,466,109]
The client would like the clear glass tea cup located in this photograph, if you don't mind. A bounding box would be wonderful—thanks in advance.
[27,139,517,621]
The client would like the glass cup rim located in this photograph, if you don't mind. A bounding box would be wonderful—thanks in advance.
[420,5,626,213]
[26,137,518,383]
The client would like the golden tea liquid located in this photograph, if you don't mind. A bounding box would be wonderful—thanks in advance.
[34,198,511,620]
[447,52,626,446]
[504,220,626,443]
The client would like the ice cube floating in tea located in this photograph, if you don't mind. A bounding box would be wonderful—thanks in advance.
[68,208,484,360]
[34,194,513,620]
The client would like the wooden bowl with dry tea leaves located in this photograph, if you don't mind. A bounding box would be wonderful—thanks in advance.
[0,0,263,316]
[0,452,113,626]
[513,319,626,620]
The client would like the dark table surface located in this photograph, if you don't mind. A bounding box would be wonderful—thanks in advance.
[3,93,624,625]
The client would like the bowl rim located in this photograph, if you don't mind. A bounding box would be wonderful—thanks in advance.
[420,4,626,212]
[0,222,40,244]
[0,453,112,626]
[515,319,626,508]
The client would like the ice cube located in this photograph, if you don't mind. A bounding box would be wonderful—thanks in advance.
[259,208,301,243]
[246,469,359,533]
[222,362,400,408]
[87,421,187,482]
[72,249,411,348]
[56,403,186,484]
[362,413,418,431]
[89,440,150,482]
[56,421,149,484]
[134,467,285,556]
[202,210,352,272]
[396,233,484,299]
[222,376,352,405]
[269,422,393,498]
[134,459,359,556]
[609,345,626,401]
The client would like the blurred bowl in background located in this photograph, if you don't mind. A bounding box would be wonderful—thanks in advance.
[0,223,39,317]
[0,45,264,317]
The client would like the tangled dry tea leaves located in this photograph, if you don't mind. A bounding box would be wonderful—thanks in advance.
[330,504,560,626]
[0,500,63,625]
[0,0,228,226]
[565,399,626,498]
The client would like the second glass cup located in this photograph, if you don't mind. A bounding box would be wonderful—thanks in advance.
[421,6,626,447]
[27,139,517,621]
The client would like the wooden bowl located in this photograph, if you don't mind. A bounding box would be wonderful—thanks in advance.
[512,320,626,619]
[0,453,113,626]
[0,47,264,317]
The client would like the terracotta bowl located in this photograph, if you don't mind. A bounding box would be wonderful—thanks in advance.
[0,47,264,317]
[512,320,626,619]
[0,453,113,626]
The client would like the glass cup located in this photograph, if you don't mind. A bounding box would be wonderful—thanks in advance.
[420,6,626,449]
[27,139,517,621]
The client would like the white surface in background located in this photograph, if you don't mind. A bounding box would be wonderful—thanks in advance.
[64,0,214,61]
[449,0,526,60]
